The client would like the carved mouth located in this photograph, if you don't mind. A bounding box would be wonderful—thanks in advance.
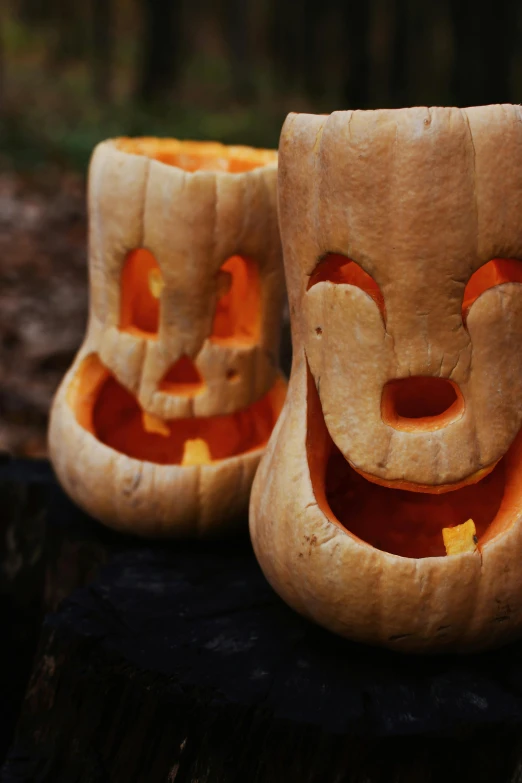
[306,367,522,559]
[68,354,285,466]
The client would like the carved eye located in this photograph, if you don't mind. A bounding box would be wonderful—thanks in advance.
[463,258,522,324]
[307,253,385,316]
[120,248,162,338]
[211,255,260,345]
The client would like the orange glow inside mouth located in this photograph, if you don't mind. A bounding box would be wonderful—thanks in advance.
[306,367,522,559]
[67,354,285,466]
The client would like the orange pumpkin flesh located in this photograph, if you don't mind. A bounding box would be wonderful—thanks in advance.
[305,360,522,560]
[68,353,283,466]
[120,249,261,346]
[115,137,277,174]
[442,519,478,555]
[301,259,522,556]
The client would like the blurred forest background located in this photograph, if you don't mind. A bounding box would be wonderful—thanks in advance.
[1,0,522,457]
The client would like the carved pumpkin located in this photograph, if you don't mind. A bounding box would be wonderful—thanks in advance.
[49,138,286,536]
[250,106,522,652]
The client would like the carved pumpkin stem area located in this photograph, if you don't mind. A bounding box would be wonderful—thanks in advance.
[307,369,522,559]
[68,354,284,465]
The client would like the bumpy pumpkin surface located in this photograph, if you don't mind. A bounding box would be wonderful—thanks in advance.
[250,106,522,652]
[49,138,286,536]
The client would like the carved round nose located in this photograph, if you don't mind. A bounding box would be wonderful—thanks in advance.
[381,376,464,432]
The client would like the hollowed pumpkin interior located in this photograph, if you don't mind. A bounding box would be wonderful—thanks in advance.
[463,258,522,323]
[120,248,161,338]
[67,354,285,466]
[120,249,260,347]
[308,253,386,318]
[211,255,260,344]
[306,366,522,559]
[159,355,204,396]
[115,138,277,173]
[381,376,464,432]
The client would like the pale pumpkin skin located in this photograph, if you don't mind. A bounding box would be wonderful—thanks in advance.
[250,106,522,652]
[49,138,286,537]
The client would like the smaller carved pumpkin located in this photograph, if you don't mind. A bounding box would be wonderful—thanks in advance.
[49,138,286,536]
[251,106,522,652]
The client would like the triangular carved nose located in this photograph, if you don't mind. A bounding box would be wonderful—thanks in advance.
[159,355,204,396]
[381,376,464,432]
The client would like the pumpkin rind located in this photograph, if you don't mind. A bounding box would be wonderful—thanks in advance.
[49,138,285,536]
[250,106,522,652]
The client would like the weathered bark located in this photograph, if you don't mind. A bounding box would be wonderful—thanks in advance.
[2,470,522,781]
[0,459,51,764]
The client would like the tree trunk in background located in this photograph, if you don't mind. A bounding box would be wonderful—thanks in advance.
[18,0,50,24]
[223,0,256,103]
[0,9,4,117]
[340,0,371,109]
[138,0,182,103]
[48,0,89,63]
[368,0,395,108]
[91,0,113,103]
[267,0,302,92]
[450,0,516,107]
[302,0,326,101]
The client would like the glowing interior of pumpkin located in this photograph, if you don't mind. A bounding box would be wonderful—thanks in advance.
[463,258,522,322]
[120,248,161,337]
[306,367,522,559]
[381,376,464,432]
[120,249,260,347]
[67,354,285,466]
[212,255,260,344]
[159,355,204,396]
[115,137,277,174]
[307,253,385,317]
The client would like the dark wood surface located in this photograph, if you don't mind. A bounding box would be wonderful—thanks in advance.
[3,461,522,781]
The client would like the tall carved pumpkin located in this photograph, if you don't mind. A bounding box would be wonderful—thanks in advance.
[250,106,522,652]
[49,138,286,536]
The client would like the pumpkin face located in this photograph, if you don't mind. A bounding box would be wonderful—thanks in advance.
[250,106,522,652]
[49,138,286,536]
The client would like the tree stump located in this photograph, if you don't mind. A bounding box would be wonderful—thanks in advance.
[0,457,52,762]
[3,469,522,781]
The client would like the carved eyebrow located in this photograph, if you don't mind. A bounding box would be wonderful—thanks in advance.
[463,258,522,323]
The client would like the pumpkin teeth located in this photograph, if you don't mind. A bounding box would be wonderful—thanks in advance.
[142,411,170,438]
[182,438,211,466]
[442,519,478,555]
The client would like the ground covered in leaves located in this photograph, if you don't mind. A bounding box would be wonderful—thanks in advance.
[0,168,88,456]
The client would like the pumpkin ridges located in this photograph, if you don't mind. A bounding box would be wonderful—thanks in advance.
[283,108,522,487]
[50,137,286,536]
[250,106,522,652]
[250,350,492,653]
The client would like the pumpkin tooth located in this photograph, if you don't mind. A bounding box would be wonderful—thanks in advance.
[142,411,170,438]
[181,438,211,466]
[148,268,164,299]
[442,519,478,555]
